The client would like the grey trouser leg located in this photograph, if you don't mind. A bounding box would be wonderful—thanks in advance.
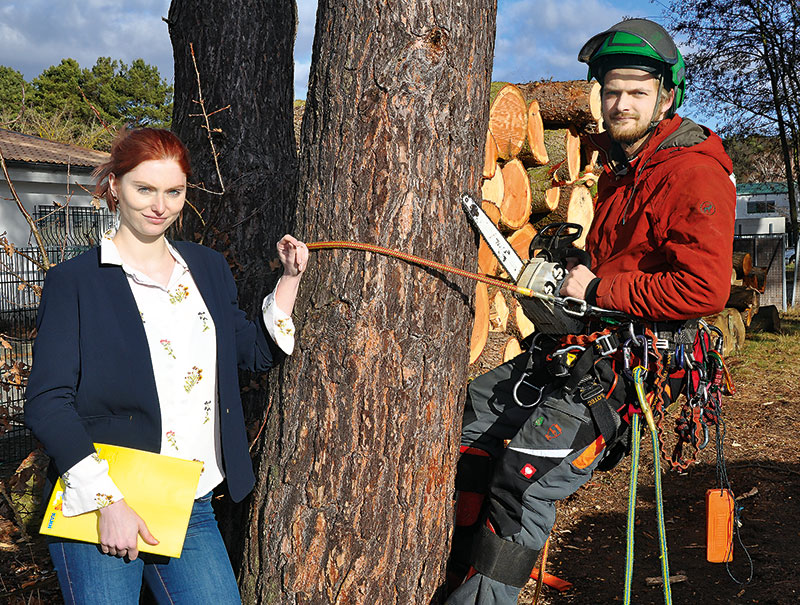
[450,352,618,605]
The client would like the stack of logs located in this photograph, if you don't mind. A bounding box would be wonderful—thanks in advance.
[470,81,777,370]
[470,80,602,370]
[717,250,781,352]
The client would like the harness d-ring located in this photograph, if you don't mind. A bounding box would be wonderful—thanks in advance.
[513,372,545,408]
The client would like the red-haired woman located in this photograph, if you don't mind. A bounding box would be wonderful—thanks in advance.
[25,127,307,604]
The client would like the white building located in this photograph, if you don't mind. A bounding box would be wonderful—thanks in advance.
[734,182,793,236]
[0,128,111,249]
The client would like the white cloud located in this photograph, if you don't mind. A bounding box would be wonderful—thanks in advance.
[493,0,631,83]
[0,0,674,101]
[0,0,173,82]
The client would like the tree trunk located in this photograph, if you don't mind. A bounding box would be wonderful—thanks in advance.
[240,1,497,603]
[167,0,298,571]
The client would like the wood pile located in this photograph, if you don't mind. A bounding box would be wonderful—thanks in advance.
[470,80,604,368]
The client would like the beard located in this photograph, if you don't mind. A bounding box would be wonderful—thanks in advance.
[605,112,652,145]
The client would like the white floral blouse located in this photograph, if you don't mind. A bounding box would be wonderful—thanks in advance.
[59,237,295,517]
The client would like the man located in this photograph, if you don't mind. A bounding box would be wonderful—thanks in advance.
[446,18,735,604]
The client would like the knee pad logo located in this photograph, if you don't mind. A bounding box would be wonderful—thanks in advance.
[545,423,562,441]
[520,463,537,478]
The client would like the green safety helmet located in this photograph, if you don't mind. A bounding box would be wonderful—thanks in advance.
[578,18,686,111]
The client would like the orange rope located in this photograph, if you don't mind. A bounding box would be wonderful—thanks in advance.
[307,241,534,297]
[532,536,550,604]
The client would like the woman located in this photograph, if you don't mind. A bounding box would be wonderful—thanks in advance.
[25,127,307,604]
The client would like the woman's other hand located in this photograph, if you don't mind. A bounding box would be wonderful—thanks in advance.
[97,499,158,560]
[277,235,309,278]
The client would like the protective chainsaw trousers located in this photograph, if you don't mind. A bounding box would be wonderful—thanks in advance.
[446,349,629,605]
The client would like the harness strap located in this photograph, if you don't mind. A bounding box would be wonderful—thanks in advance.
[471,525,540,588]
[564,347,621,446]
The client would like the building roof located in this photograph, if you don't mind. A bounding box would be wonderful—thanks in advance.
[736,182,790,195]
[0,128,109,169]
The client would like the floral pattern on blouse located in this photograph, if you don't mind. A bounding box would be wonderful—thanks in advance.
[203,400,212,424]
[95,493,115,508]
[169,284,190,304]
[276,317,295,337]
[198,311,211,332]
[183,366,203,393]
[166,430,178,450]
[160,339,176,359]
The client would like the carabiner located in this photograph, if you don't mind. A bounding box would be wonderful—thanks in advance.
[513,372,545,408]
[698,417,710,450]
[623,334,649,372]
[560,296,589,317]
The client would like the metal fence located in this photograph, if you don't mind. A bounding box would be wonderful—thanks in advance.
[733,233,787,310]
[0,206,112,465]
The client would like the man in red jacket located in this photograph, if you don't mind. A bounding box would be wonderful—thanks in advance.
[446,18,735,604]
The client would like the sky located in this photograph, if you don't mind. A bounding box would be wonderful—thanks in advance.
[0,0,677,108]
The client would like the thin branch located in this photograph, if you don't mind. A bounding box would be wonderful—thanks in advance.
[189,42,227,194]
[0,150,50,271]
[77,86,115,135]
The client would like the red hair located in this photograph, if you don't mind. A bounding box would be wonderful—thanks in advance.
[93,127,192,212]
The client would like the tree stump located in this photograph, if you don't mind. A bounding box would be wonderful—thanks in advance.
[747,304,781,333]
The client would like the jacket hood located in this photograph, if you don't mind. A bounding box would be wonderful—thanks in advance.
[592,115,733,177]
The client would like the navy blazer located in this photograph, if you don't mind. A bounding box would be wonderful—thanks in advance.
[25,241,276,502]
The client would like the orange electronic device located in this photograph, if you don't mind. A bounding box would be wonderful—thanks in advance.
[706,488,734,563]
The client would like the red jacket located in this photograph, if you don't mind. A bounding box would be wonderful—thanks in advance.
[585,115,735,321]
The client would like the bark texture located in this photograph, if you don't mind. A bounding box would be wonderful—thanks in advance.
[167,0,298,572]
[167,0,298,314]
[241,1,497,603]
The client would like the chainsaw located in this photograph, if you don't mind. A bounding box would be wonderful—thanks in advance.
[461,193,626,334]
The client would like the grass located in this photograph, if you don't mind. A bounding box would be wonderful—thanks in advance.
[727,309,800,397]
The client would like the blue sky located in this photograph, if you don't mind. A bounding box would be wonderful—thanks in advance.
[0,0,675,106]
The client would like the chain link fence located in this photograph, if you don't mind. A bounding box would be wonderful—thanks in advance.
[1,206,113,466]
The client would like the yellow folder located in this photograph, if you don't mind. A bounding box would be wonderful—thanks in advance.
[39,443,203,558]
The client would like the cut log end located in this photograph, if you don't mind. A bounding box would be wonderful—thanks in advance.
[489,84,528,160]
[483,130,499,179]
[500,159,532,230]
[470,282,490,364]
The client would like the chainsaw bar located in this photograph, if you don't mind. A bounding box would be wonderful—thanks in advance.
[460,193,524,281]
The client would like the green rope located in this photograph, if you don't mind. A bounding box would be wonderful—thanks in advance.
[625,366,672,605]
[624,412,641,605]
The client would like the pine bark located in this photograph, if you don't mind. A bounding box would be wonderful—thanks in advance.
[240,2,497,603]
[167,0,298,572]
[168,0,298,313]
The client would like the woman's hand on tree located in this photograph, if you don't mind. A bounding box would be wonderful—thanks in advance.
[277,235,309,278]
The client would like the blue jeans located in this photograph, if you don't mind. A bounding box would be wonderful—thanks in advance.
[48,493,241,605]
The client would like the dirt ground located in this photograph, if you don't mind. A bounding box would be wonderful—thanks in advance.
[2,317,799,604]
